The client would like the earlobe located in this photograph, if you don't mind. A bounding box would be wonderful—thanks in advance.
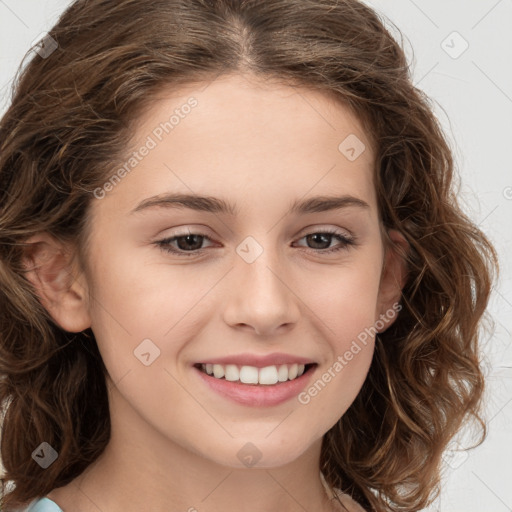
[376,229,409,331]
[22,233,91,333]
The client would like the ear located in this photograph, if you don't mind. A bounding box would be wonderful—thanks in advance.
[21,232,91,332]
[375,229,408,331]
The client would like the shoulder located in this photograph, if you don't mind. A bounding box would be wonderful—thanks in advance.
[332,489,368,512]
[9,497,63,512]
[321,472,367,512]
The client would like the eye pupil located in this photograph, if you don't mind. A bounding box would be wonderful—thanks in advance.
[307,233,331,249]
[177,234,204,251]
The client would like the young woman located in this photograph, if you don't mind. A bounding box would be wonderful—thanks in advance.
[0,1,497,511]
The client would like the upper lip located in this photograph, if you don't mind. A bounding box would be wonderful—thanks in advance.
[196,352,316,368]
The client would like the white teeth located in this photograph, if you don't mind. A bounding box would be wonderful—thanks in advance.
[239,365,259,384]
[213,364,225,379]
[277,364,289,382]
[224,364,239,382]
[258,366,278,385]
[200,362,310,385]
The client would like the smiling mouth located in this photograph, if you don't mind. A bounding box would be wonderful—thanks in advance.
[194,362,317,386]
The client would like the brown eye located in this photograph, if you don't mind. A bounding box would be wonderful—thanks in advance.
[156,231,214,256]
[174,234,205,251]
[295,230,355,254]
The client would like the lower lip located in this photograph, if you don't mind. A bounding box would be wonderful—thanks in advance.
[193,365,317,407]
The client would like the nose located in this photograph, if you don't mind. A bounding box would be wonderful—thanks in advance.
[222,244,301,336]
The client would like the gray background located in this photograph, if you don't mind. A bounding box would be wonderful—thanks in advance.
[0,1,511,510]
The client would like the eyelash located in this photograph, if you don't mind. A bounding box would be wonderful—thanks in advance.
[155,228,356,257]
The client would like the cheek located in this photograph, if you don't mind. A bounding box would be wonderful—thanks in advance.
[87,243,194,333]
[302,253,383,339]
[85,249,217,381]
[297,270,379,424]
[293,255,381,411]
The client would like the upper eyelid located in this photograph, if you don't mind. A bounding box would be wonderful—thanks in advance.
[158,224,354,239]
[297,225,354,238]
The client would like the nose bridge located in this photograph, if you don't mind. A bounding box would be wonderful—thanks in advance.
[222,234,299,334]
[237,234,289,303]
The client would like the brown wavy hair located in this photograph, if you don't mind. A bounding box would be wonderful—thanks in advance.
[0,0,498,510]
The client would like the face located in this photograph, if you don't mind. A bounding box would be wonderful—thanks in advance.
[72,73,403,468]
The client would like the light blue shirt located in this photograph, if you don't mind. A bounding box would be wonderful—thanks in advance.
[25,497,63,512]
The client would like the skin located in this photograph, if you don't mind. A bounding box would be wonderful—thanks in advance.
[25,73,407,512]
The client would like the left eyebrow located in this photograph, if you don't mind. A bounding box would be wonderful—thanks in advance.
[129,193,370,216]
[289,195,370,214]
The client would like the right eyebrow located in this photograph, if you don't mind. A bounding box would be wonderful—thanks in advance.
[288,195,370,215]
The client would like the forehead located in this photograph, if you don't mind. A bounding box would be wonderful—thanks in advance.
[94,73,377,220]
[132,73,373,156]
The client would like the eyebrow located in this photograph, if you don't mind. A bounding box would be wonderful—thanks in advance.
[130,193,370,216]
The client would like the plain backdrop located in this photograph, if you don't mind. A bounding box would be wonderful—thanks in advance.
[1,1,511,511]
